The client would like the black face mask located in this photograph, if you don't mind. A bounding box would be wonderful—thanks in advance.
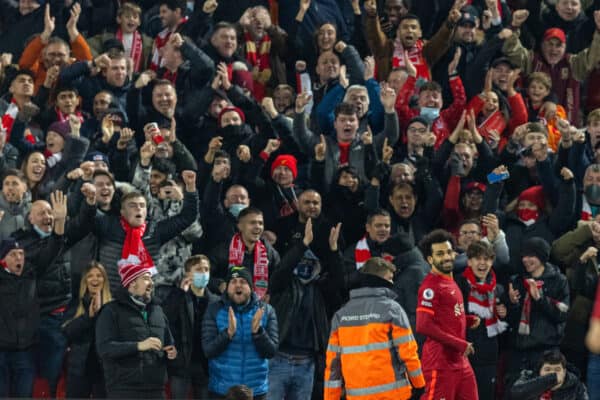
[586,184,600,205]
[218,124,244,140]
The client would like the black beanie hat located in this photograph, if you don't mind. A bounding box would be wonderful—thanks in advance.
[521,237,551,264]
[0,239,22,260]
[226,266,253,287]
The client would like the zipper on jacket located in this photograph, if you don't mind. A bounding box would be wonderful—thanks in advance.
[239,308,246,383]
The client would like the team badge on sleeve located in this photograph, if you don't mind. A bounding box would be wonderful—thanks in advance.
[423,288,434,300]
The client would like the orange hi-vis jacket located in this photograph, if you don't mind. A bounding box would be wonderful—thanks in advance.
[324,286,425,400]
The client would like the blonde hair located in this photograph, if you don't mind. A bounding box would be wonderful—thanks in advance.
[118,2,142,17]
[74,261,113,319]
[528,72,552,91]
[588,108,600,125]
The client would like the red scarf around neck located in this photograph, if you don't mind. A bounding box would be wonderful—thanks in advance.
[56,109,84,124]
[228,233,269,299]
[120,216,154,269]
[117,28,144,72]
[463,268,508,337]
[244,31,272,100]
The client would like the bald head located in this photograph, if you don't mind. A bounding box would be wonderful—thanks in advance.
[298,190,322,222]
[29,201,54,233]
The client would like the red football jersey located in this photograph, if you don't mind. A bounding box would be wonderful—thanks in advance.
[416,272,471,371]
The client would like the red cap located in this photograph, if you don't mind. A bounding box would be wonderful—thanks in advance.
[543,28,566,44]
[518,185,545,211]
[464,181,487,193]
[271,154,298,179]
[217,106,246,128]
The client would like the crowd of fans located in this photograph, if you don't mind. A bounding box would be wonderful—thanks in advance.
[2,0,600,398]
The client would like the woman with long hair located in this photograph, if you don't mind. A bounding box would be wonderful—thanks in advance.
[62,262,112,398]
[20,151,46,201]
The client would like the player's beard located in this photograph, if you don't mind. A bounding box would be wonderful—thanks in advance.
[433,259,454,275]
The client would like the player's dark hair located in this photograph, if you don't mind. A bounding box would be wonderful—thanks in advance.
[419,229,455,259]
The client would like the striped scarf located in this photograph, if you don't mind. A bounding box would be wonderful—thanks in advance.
[354,236,394,269]
[228,233,269,299]
[244,31,271,100]
[150,16,188,71]
[392,39,430,81]
[117,28,144,72]
[463,268,508,337]
[518,278,569,335]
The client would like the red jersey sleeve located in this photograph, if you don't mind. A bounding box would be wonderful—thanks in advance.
[416,278,469,354]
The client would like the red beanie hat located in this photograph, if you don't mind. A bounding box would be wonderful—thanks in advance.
[518,185,545,211]
[118,255,157,288]
[271,154,298,179]
[217,106,246,128]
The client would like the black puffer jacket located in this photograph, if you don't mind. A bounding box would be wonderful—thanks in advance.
[95,291,174,394]
[508,263,570,352]
[0,234,64,351]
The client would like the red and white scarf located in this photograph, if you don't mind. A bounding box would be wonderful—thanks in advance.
[392,39,430,81]
[150,17,188,71]
[120,217,155,270]
[228,233,269,299]
[581,195,598,221]
[463,268,508,337]
[117,28,144,72]
[354,236,394,269]
[1,99,19,142]
[56,109,84,124]
[518,278,569,335]
[244,31,271,100]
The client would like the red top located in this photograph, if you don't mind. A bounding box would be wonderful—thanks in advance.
[338,142,351,165]
[416,272,473,370]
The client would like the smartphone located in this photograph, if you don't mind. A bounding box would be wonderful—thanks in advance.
[487,171,510,184]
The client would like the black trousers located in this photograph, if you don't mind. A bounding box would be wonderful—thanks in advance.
[66,372,106,398]
[473,363,498,400]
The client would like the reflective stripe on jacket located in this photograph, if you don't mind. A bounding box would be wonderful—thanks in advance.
[324,287,425,400]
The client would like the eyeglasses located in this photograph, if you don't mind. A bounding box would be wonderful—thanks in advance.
[407,127,427,134]
[459,230,480,236]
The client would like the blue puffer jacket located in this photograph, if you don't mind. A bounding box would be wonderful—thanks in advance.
[202,293,279,396]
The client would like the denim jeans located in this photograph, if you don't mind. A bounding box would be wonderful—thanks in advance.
[36,313,67,395]
[0,350,35,397]
[268,352,315,400]
[588,353,600,400]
